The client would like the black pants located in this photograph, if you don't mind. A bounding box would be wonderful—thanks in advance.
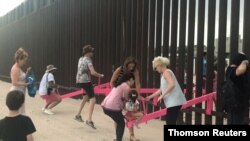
[166,106,181,125]
[228,111,244,125]
[103,108,125,141]
[228,100,248,125]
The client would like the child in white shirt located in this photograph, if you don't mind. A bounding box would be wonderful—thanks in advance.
[125,90,143,141]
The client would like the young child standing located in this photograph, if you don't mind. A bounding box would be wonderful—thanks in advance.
[125,90,143,141]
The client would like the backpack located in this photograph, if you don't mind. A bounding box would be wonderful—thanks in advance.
[26,70,37,97]
[218,69,240,113]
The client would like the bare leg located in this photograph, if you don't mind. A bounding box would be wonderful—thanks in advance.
[129,127,140,141]
[128,112,144,141]
[132,112,144,129]
[87,97,96,121]
[129,127,135,137]
[44,103,51,109]
[76,95,89,116]
[48,98,62,109]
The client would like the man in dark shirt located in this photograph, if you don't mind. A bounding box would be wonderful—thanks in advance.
[0,90,36,141]
[225,53,249,124]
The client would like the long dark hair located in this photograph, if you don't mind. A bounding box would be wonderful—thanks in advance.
[115,73,135,87]
[123,57,137,72]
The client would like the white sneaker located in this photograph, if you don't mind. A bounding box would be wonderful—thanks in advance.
[41,107,46,112]
[44,109,55,115]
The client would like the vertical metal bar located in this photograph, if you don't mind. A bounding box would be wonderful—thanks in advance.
[195,0,206,125]
[125,0,132,56]
[115,0,122,67]
[243,0,250,56]
[148,0,156,87]
[66,0,71,86]
[230,0,240,62]
[155,0,163,56]
[110,0,117,74]
[106,0,112,80]
[206,0,216,124]
[140,0,149,87]
[216,0,228,125]
[120,0,126,62]
[178,0,187,91]
[163,0,170,57]
[177,0,187,125]
[96,0,102,76]
[154,0,163,88]
[243,0,250,123]
[135,0,143,65]
[131,0,137,57]
[186,0,196,125]
[170,0,178,73]
[102,0,108,81]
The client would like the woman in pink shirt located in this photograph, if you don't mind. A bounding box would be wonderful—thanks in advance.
[102,73,135,141]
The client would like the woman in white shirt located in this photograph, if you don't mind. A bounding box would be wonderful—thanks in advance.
[39,65,61,115]
[147,56,186,125]
[10,48,31,114]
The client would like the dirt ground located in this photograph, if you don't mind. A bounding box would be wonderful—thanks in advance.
[0,80,164,141]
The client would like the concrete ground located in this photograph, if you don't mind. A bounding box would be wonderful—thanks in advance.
[0,80,164,141]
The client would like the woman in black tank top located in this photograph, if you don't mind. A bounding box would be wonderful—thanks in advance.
[111,57,140,89]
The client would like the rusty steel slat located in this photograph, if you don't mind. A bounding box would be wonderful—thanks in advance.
[195,0,206,125]
[205,0,216,124]
[148,0,156,88]
[186,0,196,125]
[230,0,240,62]
[162,0,170,58]
[216,0,228,125]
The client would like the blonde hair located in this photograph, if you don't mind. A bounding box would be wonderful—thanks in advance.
[152,56,170,70]
[15,48,28,62]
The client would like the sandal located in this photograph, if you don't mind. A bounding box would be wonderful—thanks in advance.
[74,115,84,122]
[86,120,97,129]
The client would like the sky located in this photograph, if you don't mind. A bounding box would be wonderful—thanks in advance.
[0,0,26,17]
